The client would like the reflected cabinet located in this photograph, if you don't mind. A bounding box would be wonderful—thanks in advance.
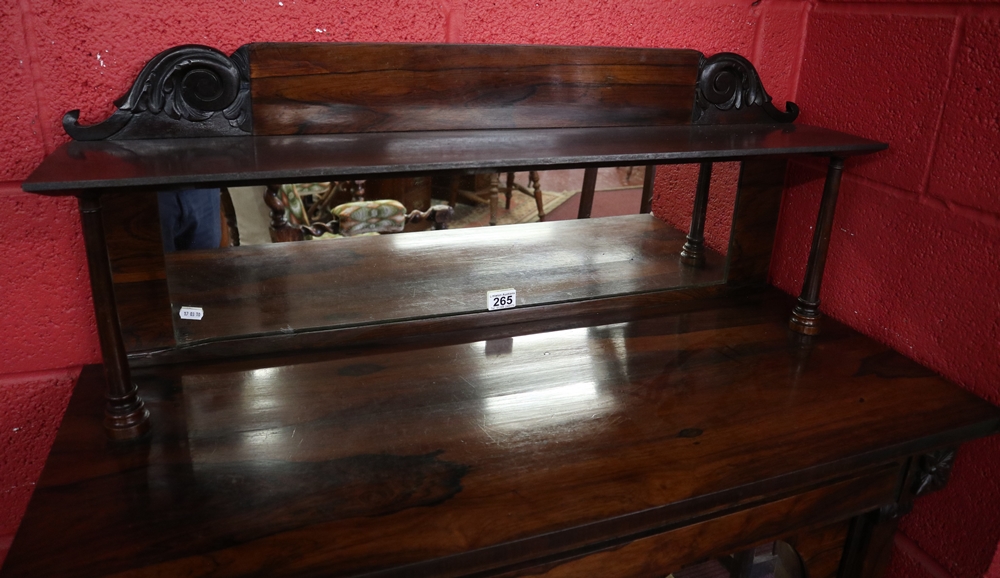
[5,42,998,578]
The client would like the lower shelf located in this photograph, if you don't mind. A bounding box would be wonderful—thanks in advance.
[163,213,726,346]
[3,289,998,577]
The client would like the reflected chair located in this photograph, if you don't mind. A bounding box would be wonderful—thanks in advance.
[298,181,367,223]
[445,171,545,226]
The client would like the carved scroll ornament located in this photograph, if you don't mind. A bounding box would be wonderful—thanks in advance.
[63,45,251,141]
[694,53,799,124]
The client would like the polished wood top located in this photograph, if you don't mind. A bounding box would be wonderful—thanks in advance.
[163,215,725,346]
[4,290,996,577]
[23,124,885,193]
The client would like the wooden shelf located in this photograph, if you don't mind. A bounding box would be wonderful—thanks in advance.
[163,215,726,346]
[3,289,997,578]
[24,124,885,193]
[16,41,984,578]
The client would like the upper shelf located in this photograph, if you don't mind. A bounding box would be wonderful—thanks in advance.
[23,42,888,194]
[24,124,885,193]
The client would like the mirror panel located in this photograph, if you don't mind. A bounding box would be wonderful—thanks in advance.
[161,166,734,345]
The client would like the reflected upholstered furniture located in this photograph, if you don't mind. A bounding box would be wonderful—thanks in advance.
[263,183,453,242]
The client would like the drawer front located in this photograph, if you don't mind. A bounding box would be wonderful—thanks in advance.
[496,465,901,578]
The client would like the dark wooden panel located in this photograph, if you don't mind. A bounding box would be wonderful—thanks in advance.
[101,191,175,351]
[162,214,726,346]
[495,467,898,577]
[5,290,998,577]
[788,520,852,578]
[838,454,922,578]
[23,125,887,194]
[114,279,175,351]
[102,191,165,277]
[249,43,701,135]
[726,158,788,284]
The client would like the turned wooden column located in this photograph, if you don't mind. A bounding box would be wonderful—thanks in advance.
[577,167,599,219]
[78,192,150,440]
[679,162,713,267]
[789,157,845,335]
[639,164,657,214]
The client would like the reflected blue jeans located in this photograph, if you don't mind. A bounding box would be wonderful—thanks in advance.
[158,188,221,252]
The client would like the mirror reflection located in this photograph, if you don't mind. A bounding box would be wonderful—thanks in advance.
[158,167,657,251]
[160,165,735,346]
[158,187,226,252]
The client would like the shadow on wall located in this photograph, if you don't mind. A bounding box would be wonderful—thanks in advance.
[0,368,80,566]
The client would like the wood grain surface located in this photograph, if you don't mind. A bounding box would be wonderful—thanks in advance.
[4,289,997,577]
[249,43,701,135]
[163,214,726,345]
[789,521,853,578]
[101,191,175,351]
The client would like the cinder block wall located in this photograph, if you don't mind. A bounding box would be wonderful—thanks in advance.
[1,1,997,576]
[769,5,1000,578]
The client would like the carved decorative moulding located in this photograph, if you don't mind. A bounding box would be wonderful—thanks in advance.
[63,45,252,141]
[914,448,957,497]
[694,53,799,125]
[876,448,959,522]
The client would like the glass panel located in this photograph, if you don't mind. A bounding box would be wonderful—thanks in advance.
[161,165,733,345]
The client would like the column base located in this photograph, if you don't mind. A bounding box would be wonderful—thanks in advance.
[104,394,151,440]
[679,240,705,267]
[789,306,822,336]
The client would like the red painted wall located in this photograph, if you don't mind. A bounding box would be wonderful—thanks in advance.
[770,4,1000,577]
[1,0,997,576]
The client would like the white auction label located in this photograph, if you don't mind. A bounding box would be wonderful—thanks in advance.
[487,288,516,311]
[178,306,204,320]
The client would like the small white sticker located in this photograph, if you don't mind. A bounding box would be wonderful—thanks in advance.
[487,288,516,311]
[178,306,204,320]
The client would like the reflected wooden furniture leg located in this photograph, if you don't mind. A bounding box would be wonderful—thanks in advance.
[505,170,547,221]
[640,164,656,214]
[504,172,514,210]
[680,162,713,267]
[530,170,545,221]
[488,173,499,226]
[789,157,845,335]
[577,167,599,219]
[263,185,306,242]
[78,192,150,440]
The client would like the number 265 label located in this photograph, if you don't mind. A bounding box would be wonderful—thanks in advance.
[487,288,516,311]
